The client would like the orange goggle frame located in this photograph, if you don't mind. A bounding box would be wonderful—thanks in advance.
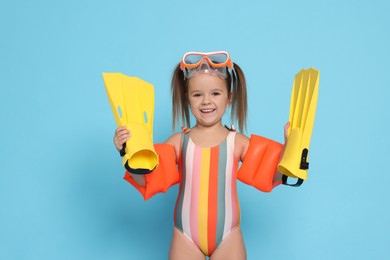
[180,51,233,70]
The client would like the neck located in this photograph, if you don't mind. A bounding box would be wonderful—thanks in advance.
[189,122,230,148]
[192,122,226,133]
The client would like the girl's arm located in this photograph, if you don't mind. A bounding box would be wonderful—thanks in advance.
[272,122,290,183]
[234,133,250,163]
[164,132,182,165]
[235,122,289,192]
[235,122,289,164]
[113,126,146,186]
[113,127,181,200]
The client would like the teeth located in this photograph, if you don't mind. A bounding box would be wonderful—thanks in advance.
[201,109,214,113]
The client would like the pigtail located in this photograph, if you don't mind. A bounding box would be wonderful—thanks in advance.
[171,64,190,130]
[230,63,248,133]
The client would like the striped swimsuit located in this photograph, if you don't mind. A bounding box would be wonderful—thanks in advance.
[174,131,240,256]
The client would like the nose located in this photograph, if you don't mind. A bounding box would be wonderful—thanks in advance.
[201,94,211,105]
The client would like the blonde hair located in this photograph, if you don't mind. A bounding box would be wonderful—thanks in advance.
[171,63,248,132]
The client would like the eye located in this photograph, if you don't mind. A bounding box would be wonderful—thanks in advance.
[212,92,221,96]
[193,93,202,97]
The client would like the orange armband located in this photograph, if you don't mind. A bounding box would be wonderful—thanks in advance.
[237,135,283,192]
[124,143,180,200]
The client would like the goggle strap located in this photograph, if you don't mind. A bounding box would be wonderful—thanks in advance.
[231,65,237,90]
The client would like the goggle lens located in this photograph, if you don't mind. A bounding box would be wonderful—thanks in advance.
[184,53,229,66]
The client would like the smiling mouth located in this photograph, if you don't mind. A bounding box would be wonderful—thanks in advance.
[200,108,216,113]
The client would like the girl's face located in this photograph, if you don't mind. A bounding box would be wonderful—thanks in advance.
[187,74,231,128]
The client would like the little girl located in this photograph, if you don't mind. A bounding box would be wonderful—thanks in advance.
[114,51,288,260]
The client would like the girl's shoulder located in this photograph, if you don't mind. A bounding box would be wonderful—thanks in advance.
[235,132,249,146]
[164,132,182,146]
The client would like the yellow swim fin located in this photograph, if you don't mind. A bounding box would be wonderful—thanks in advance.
[278,68,320,182]
[103,72,158,174]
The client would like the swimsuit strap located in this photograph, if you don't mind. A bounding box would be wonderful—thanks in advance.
[224,124,236,132]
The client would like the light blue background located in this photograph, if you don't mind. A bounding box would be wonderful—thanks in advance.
[1,0,389,259]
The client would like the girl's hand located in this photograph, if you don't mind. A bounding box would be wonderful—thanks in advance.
[284,121,290,145]
[275,121,291,182]
[114,126,131,151]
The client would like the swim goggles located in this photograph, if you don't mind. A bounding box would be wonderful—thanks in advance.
[180,51,234,79]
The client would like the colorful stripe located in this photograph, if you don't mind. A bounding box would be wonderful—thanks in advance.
[215,140,227,246]
[198,148,210,254]
[174,133,187,229]
[174,132,239,256]
[229,133,239,231]
[231,161,239,227]
[223,134,234,238]
[207,146,219,254]
[190,144,201,246]
[181,136,193,238]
